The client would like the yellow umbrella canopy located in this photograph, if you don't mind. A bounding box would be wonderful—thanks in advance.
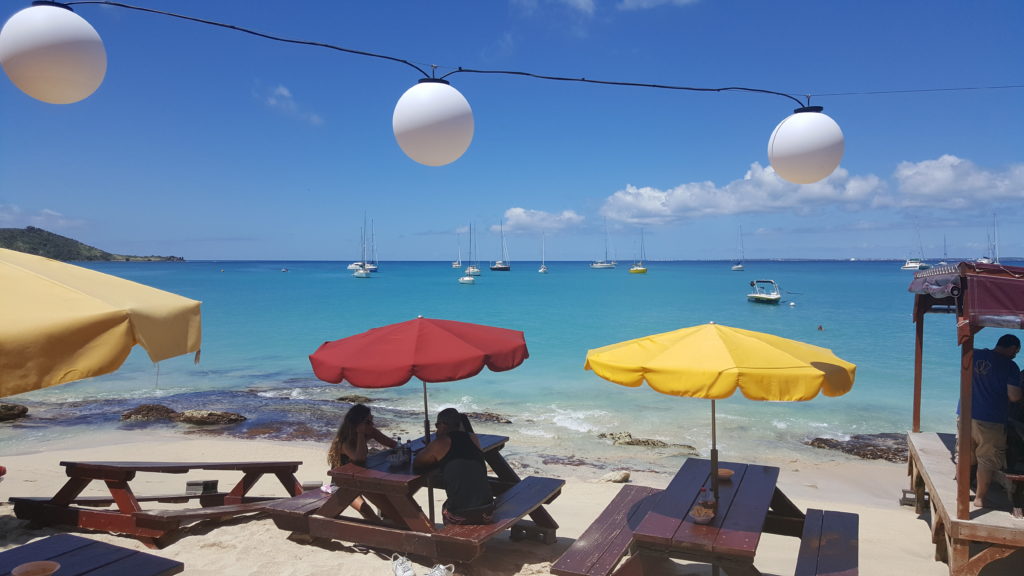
[0,248,202,397]
[584,322,855,401]
[584,323,855,498]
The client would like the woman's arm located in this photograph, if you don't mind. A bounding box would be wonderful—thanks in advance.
[413,437,449,470]
[367,424,398,448]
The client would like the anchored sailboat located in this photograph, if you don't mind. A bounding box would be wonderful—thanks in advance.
[538,234,548,274]
[629,229,648,274]
[591,220,616,269]
[490,221,511,271]
[460,223,479,283]
[731,226,745,271]
[451,233,462,268]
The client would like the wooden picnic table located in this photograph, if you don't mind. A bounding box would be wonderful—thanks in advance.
[10,460,304,549]
[266,433,564,563]
[625,458,805,576]
[0,533,183,576]
[553,457,858,576]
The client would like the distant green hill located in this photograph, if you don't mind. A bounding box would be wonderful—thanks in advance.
[0,227,184,262]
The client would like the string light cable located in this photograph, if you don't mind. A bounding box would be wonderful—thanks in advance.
[1,1,1020,178]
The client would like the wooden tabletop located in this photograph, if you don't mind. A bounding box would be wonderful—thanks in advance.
[633,458,780,561]
[0,534,183,576]
[58,461,302,474]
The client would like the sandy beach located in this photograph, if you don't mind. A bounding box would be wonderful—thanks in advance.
[2,432,1021,575]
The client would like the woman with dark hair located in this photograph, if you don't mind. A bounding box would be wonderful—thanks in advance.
[326,403,397,517]
[414,407,495,525]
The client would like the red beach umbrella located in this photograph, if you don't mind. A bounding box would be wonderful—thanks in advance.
[310,317,528,523]
[310,316,529,440]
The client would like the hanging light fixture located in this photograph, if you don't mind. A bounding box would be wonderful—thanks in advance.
[392,78,474,167]
[0,1,106,104]
[767,106,844,184]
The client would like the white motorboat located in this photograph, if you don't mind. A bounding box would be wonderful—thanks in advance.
[747,279,782,304]
[901,258,931,271]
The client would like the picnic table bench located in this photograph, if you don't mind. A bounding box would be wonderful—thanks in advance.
[0,533,183,576]
[10,460,304,548]
[795,509,859,576]
[550,484,662,576]
[266,433,563,563]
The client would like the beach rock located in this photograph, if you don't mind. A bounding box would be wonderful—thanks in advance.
[173,410,246,426]
[541,454,601,468]
[0,403,28,421]
[806,433,908,463]
[336,394,374,404]
[121,404,178,421]
[599,471,631,483]
[465,411,512,424]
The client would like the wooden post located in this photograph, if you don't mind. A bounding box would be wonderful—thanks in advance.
[913,304,924,433]
[956,332,973,521]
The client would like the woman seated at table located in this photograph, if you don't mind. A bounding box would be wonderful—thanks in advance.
[327,403,398,517]
[414,408,495,525]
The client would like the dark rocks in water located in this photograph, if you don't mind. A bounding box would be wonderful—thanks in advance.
[0,403,28,421]
[173,410,246,426]
[541,454,602,468]
[121,404,178,421]
[336,395,374,404]
[465,411,512,424]
[806,433,908,463]
[599,431,698,454]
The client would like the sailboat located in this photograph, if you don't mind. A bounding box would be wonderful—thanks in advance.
[462,223,480,280]
[352,223,371,278]
[591,220,616,269]
[629,229,648,274]
[538,234,549,274]
[731,226,745,271]
[490,221,511,271]
[937,235,949,266]
[451,234,462,268]
[364,219,379,272]
[901,223,930,271]
[977,213,1000,265]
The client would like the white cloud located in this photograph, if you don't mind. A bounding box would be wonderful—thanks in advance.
[512,0,594,16]
[260,84,324,126]
[0,205,84,230]
[499,207,585,233]
[562,0,596,15]
[888,155,1024,210]
[618,0,699,10]
[599,162,884,224]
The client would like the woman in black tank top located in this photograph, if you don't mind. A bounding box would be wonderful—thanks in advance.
[414,408,495,525]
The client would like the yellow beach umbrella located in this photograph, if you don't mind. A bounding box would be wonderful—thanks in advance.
[0,248,202,397]
[584,322,855,497]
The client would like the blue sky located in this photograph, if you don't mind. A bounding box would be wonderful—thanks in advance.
[1,0,1022,261]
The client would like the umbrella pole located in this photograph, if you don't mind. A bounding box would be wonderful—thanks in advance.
[422,380,436,524]
[711,399,719,503]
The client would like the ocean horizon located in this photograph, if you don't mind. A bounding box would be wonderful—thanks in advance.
[0,259,983,477]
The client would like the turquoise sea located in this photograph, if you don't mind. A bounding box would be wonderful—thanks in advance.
[0,260,983,476]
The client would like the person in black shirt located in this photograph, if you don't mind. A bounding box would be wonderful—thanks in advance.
[414,408,495,525]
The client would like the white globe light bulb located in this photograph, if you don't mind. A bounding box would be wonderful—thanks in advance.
[767,106,844,184]
[393,79,474,167]
[0,3,107,104]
